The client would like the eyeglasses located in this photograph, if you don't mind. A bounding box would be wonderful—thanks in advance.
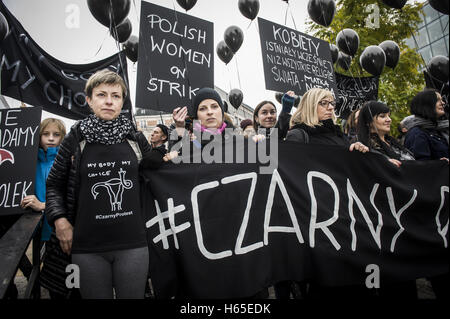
[318,100,336,108]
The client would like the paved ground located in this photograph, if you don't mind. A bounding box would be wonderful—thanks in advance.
[12,242,436,299]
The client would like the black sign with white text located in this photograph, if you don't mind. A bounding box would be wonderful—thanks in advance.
[142,142,449,298]
[0,107,41,216]
[135,2,214,113]
[258,17,338,97]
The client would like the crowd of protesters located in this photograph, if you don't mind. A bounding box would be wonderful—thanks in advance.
[1,69,448,300]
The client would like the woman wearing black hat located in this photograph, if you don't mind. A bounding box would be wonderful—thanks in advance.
[165,87,236,161]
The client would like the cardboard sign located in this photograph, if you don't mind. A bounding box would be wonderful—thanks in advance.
[258,17,338,97]
[135,2,214,113]
[0,107,41,216]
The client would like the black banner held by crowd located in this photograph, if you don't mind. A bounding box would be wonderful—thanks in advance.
[0,2,131,120]
[335,72,379,119]
[258,17,338,96]
[135,2,214,113]
[0,107,41,216]
[142,142,449,298]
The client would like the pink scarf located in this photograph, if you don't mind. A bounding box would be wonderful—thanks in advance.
[193,121,227,135]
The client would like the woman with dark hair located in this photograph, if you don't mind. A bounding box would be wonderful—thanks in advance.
[404,89,449,161]
[343,108,360,142]
[253,91,296,140]
[357,101,415,168]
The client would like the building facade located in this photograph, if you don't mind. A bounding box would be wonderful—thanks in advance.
[405,1,449,66]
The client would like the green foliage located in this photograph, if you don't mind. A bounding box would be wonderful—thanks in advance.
[307,0,426,136]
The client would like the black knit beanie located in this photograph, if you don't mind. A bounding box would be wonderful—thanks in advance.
[156,124,169,140]
[191,87,224,118]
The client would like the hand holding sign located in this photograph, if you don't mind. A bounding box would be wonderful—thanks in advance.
[173,106,188,128]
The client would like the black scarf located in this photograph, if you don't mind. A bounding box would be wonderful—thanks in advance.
[79,114,133,145]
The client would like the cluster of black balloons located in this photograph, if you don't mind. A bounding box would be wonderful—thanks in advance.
[87,0,138,62]
[217,0,261,65]
[0,11,8,43]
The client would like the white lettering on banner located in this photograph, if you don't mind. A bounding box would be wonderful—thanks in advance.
[145,169,444,260]
[0,181,33,208]
[0,126,38,148]
[147,77,199,99]
[435,186,449,247]
[150,36,211,68]
[221,173,262,255]
[386,187,418,253]
[347,181,383,251]
[307,171,341,250]
[272,26,320,55]
[147,14,207,44]
[191,181,233,260]
[263,169,304,246]
[0,55,21,82]
[146,199,189,249]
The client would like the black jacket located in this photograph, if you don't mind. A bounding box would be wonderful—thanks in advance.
[286,120,350,146]
[45,121,165,228]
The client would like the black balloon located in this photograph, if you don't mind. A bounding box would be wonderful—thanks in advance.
[307,0,336,27]
[379,40,400,69]
[429,0,449,15]
[336,29,359,56]
[123,35,138,62]
[224,26,244,54]
[0,12,8,42]
[176,0,197,11]
[360,45,386,76]
[216,41,234,64]
[337,51,352,70]
[238,0,260,20]
[229,89,244,109]
[111,18,132,43]
[381,0,407,10]
[87,0,130,28]
[427,55,449,83]
[329,43,339,64]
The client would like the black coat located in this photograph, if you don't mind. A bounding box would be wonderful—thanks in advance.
[286,120,350,146]
[45,121,164,228]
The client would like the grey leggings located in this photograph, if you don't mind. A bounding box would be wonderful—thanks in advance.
[72,246,149,299]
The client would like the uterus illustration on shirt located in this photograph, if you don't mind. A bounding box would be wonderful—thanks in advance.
[91,167,133,211]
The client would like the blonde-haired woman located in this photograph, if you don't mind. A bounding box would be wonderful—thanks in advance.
[286,88,368,153]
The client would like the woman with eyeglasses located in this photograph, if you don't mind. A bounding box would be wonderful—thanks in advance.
[286,88,369,153]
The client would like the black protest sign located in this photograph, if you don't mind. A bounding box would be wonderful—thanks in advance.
[142,142,449,298]
[0,107,41,216]
[0,2,131,120]
[135,1,214,113]
[335,72,379,119]
[258,17,337,96]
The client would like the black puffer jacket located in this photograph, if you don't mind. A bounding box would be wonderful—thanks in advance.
[45,121,164,228]
[286,119,350,146]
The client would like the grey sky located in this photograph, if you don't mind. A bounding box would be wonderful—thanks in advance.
[2,0,426,128]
